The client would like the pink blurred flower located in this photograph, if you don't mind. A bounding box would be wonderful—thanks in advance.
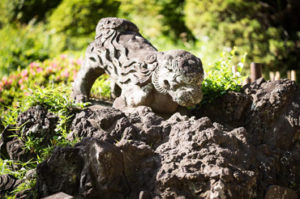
[21,70,28,77]
[60,54,67,59]
[30,62,39,68]
[18,77,28,85]
[36,67,43,73]
[46,66,53,73]
[2,76,7,82]
[30,69,36,76]
[76,59,82,66]
[51,62,58,68]
[18,79,23,85]
[69,58,75,65]
[62,71,69,78]
[20,85,25,90]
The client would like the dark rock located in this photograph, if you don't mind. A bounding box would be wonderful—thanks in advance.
[6,79,298,199]
[116,139,158,198]
[264,185,297,199]
[192,91,252,128]
[0,105,58,161]
[37,137,130,198]
[15,189,33,199]
[155,116,257,198]
[68,105,130,143]
[139,190,152,199]
[16,105,58,140]
[41,192,74,199]
[0,174,21,196]
[37,146,84,197]
[0,125,18,159]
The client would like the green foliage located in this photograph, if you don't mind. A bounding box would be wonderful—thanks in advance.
[49,0,120,37]
[0,159,38,197]
[118,0,163,40]
[20,85,87,155]
[0,84,86,197]
[0,23,51,77]
[118,0,193,42]
[158,0,194,41]
[0,0,61,24]
[201,49,246,104]
[184,0,299,74]
[91,74,111,100]
[46,0,120,51]
[0,54,82,108]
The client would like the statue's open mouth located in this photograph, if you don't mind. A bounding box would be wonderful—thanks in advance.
[170,86,202,107]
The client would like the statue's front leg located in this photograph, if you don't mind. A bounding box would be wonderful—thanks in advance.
[72,44,105,103]
[113,84,154,110]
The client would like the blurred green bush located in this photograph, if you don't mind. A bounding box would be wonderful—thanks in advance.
[48,0,120,37]
[0,23,50,77]
[0,0,61,24]
[0,0,299,80]
[185,0,300,75]
[118,0,193,42]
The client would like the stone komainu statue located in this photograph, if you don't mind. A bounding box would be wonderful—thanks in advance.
[72,17,204,113]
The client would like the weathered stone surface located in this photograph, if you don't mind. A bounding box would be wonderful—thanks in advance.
[0,105,58,162]
[155,115,257,198]
[68,105,129,143]
[192,91,252,128]
[37,137,129,198]
[264,185,297,199]
[0,174,21,196]
[41,192,74,199]
[2,79,298,198]
[72,17,204,113]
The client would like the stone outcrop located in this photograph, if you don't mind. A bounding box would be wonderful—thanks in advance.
[1,79,299,198]
[0,105,58,162]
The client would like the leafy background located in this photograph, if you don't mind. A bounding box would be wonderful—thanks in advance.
[0,0,299,197]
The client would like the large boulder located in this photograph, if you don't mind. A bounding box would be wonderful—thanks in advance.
[0,105,58,161]
[2,79,299,198]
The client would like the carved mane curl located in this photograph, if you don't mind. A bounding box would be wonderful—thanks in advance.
[92,18,158,86]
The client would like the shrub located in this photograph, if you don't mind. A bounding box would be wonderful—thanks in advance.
[0,85,87,198]
[0,23,65,78]
[0,54,81,108]
[0,0,61,24]
[184,0,300,75]
[201,49,246,105]
[118,0,193,42]
[0,53,111,111]
[48,0,120,37]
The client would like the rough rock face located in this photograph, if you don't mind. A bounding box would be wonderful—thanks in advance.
[37,137,130,198]
[1,79,299,198]
[0,174,21,195]
[0,105,58,162]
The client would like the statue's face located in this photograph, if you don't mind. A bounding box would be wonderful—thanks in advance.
[152,50,204,107]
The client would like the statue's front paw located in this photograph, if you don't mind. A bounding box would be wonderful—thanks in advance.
[72,93,89,103]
